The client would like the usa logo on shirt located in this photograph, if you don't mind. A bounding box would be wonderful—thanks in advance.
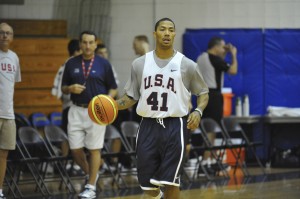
[0,60,16,82]
[1,62,16,73]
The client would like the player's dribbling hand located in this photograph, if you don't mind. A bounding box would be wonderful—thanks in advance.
[187,111,201,131]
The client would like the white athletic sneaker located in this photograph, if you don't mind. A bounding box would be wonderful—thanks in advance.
[78,184,96,198]
[0,193,6,199]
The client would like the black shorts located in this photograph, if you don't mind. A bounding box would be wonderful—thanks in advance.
[202,90,223,124]
[136,116,188,190]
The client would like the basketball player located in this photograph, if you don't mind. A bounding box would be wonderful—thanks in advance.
[116,18,209,199]
[61,30,117,198]
[0,23,21,199]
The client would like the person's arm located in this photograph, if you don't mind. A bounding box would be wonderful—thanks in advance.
[227,44,238,75]
[108,89,118,99]
[61,84,86,94]
[116,94,137,110]
[187,93,209,131]
[61,58,86,95]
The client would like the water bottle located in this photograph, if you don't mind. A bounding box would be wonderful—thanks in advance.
[235,97,242,116]
[243,95,250,116]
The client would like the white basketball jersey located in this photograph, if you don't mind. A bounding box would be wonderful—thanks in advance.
[136,51,191,118]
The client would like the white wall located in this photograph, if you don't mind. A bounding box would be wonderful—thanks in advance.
[0,0,55,19]
[1,0,300,94]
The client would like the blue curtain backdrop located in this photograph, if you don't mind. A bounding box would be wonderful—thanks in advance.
[183,28,300,159]
[264,29,300,111]
[183,28,300,115]
[183,29,264,115]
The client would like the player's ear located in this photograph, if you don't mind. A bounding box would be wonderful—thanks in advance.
[153,31,157,39]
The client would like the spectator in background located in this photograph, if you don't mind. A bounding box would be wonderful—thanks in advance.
[196,36,238,173]
[133,35,150,56]
[0,22,21,199]
[131,35,150,123]
[52,39,82,133]
[62,30,117,199]
[95,44,120,87]
[52,39,81,175]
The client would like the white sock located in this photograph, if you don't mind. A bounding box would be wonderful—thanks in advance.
[207,157,212,165]
[211,158,217,164]
[201,159,208,166]
[85,174,99,186]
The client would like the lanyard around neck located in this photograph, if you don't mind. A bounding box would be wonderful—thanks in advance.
[81,57,94,80]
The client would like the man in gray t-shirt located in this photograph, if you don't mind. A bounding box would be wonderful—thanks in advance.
[0,22,21,199]
[196,36,237,172]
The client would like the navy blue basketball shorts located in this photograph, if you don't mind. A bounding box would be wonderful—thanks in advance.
[136,116,188,190]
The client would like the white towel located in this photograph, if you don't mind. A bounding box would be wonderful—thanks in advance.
[267,106,300,117]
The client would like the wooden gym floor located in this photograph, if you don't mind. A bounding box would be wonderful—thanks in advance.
[5,166,300,199]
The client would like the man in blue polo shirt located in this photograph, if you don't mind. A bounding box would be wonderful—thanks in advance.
[61,30,117,199]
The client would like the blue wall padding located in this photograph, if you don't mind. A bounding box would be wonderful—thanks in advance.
[183,29,264,115]
[183,29,300,160]
[264,29,300,110]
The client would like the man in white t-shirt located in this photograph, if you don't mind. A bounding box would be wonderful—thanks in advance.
[0,22,21,199]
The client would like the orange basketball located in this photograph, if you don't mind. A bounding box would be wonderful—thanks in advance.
[88,94,118,125]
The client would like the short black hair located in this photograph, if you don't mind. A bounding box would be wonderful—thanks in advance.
[134,35,149,43]
[79,30,97,41]
[95,43,106,52]
[154,17,175,31]
[68,39,80,56]
[207,36,223,50]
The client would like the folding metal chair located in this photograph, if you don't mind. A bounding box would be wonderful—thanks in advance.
[14,112,31,130]
[43,125,77,185]
[18,126,76,195]
[12,140,51,197]
[187,128,212,180]
[5,142,24,199]
[200,118,240,179]
[44,124,70,158]
[120,121,139,152]
[118,121,139,178]
[102,124,129,188]
[221,117,266,175]
[201,118,250,177]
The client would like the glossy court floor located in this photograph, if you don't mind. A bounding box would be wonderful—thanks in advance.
[5,164,300,199]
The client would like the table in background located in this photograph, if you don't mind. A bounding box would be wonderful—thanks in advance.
[263,116,300,164]
[226,115,261,124]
